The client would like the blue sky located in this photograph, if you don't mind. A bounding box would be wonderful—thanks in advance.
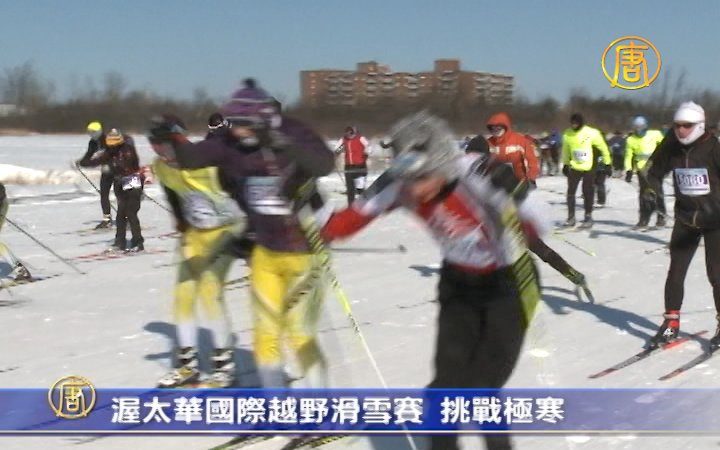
[1,0,717,104]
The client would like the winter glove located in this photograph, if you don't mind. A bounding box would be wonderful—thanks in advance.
[625,170,633,183]
[148,114,187,143]
[602,163,613,176]
[642,188,657,210]
[562,165,570,177]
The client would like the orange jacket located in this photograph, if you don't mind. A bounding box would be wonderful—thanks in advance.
[486,112,540,181]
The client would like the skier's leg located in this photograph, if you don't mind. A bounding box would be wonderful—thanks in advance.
[566,170,581,221]
[285,253,328,388]
[112,183,127,248]
[345,170,356,204]
[99,172,113,218]
[582,171,595,218]
[637,175,651,225]
[250,245,290,387]
[126,188,143,249]
[665,221,702,312]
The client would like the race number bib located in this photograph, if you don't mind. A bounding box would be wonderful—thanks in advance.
[675,168,710,196]
[121,174,142,190]
[353,176,367,190]
[181,192,239,229]
[572,149,591,163]
[246,176,291,215]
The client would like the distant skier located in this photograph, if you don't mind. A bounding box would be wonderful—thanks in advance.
[591,130,612,208]
[78,128,145,252]
[465,128,589,292]
[486,112,540,186]
[0,182,32,282]
[322,112,544,450]
[608,130,626,178]
[79,121,114,229]
[336,126,370,204]
[148,115,245,388]
[206,112,228,140]
[644,102,720,348]
[561,113,611,228]
[625,116,666,229]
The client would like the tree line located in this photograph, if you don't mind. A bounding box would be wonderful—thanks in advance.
[1,62,718,136]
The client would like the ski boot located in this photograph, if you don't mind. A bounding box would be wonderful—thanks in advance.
[655,215,667,228]
[650,310,680,347]
[157,347,200,388]
[125,242,144,253]
[632,219,649,231]
[561,217,576,228]
[710,314,720,351]
[94,215,113,230]
[105,240,126,254]
[198,348,236,388]
[9,262,32,282]
[578,214,594,229]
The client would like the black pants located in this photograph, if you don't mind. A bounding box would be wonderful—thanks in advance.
[344,165,367,204]
[665,220,720,312]
[99,172,113,216]
[113,183,143,248]
[638,173,667,223]
[529,238,576,279]
[429,263,532,450]
[566,169,595,219]
[612,153,624,172]
[594,171,607,206]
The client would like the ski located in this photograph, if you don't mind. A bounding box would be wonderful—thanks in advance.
[658,348,718,381]
[281,435,350,449]
[575,283,595,304]
[0,273,61,289]
[74,248,169,262]
[588,330,708,379]
[208,435,273,450]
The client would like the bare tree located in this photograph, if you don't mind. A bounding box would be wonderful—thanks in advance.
[0,61,52,111]
[102,71,127,101]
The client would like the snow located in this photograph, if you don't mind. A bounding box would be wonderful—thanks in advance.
[0,134,718,449]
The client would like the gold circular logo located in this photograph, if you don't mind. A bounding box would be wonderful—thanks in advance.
[601,35,661,90]
[47,375,96,419]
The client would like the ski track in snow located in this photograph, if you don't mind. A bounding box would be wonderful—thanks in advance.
[0,135,719,449]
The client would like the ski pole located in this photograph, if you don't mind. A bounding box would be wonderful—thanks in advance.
[552,232,597,257]
[297,201,419,450]
[5,218,86,275]
[74,165,117,213]
[141,190,172,213]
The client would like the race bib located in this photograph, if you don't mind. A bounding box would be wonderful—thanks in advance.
[121,174,142,190]
[181,192,239,229]
[675,168,710,196]
[353,176,367,190]
[572,149,591,163]
[246,176,291,215]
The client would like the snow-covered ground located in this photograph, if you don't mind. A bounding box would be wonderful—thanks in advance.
[0,135,719,449]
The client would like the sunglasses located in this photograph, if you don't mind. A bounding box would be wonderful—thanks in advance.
[674,123,696,130]
[487,125,504,132]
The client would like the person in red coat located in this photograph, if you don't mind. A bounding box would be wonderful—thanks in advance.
[486,112,540,185]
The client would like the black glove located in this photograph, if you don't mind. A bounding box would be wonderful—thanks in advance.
[625,170,633,183]
[562,165,570,177]
[602,163,612,176]
[148,114,187,143]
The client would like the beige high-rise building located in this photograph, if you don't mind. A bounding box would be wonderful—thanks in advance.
[300,59,513,107]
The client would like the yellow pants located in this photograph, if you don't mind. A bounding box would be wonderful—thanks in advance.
[174,226,236,349]
[250,245,327,387]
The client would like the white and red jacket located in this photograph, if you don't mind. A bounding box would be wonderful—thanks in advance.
[321,154,549,273]
[341,135,370,166]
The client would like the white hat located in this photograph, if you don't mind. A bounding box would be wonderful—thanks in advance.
[673,101,705,124]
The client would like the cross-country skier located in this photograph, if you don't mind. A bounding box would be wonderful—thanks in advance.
[561,113,611,228]
[336,125,370,204]
[80,121,114,229]
[321,112,545,450]
[465,131,589,293]
[608,130,626,178]
[151,79,336,389]
[0,182,32,282]
[625,116,667,229]
[78,128,145,252]
[148,115,245,388]
[592,130,612,208]
[644,102,720,348]
[486,112,540,186]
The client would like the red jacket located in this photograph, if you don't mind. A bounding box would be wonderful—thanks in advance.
[486,113,540,181]
[342,135,369,166]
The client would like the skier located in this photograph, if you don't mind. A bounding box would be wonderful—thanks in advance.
[336,125,370,204]
[321,112,544,450]
[80,121,114,229]
[0,182,32,282]
[592,130,613,208]
[625,116,667,229]
[485,112,540,186]
[561,113,611,228]
[148,116,245,388]
[465,128,588,291]
[644,102,720,348]
[608,130,626,178]
[206,112,228,140]
[150,79,336,389]
[78,128,145,252]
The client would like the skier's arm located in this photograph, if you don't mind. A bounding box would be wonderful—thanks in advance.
[162,185,188,232]
[360,137,370,155]
[561,136,571,165]
[624,139,635,172]
[321,173,402,241]
[78,140,99,166]
[593,130,612,165]
[78,148,110,167]
[644,135,674,191]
